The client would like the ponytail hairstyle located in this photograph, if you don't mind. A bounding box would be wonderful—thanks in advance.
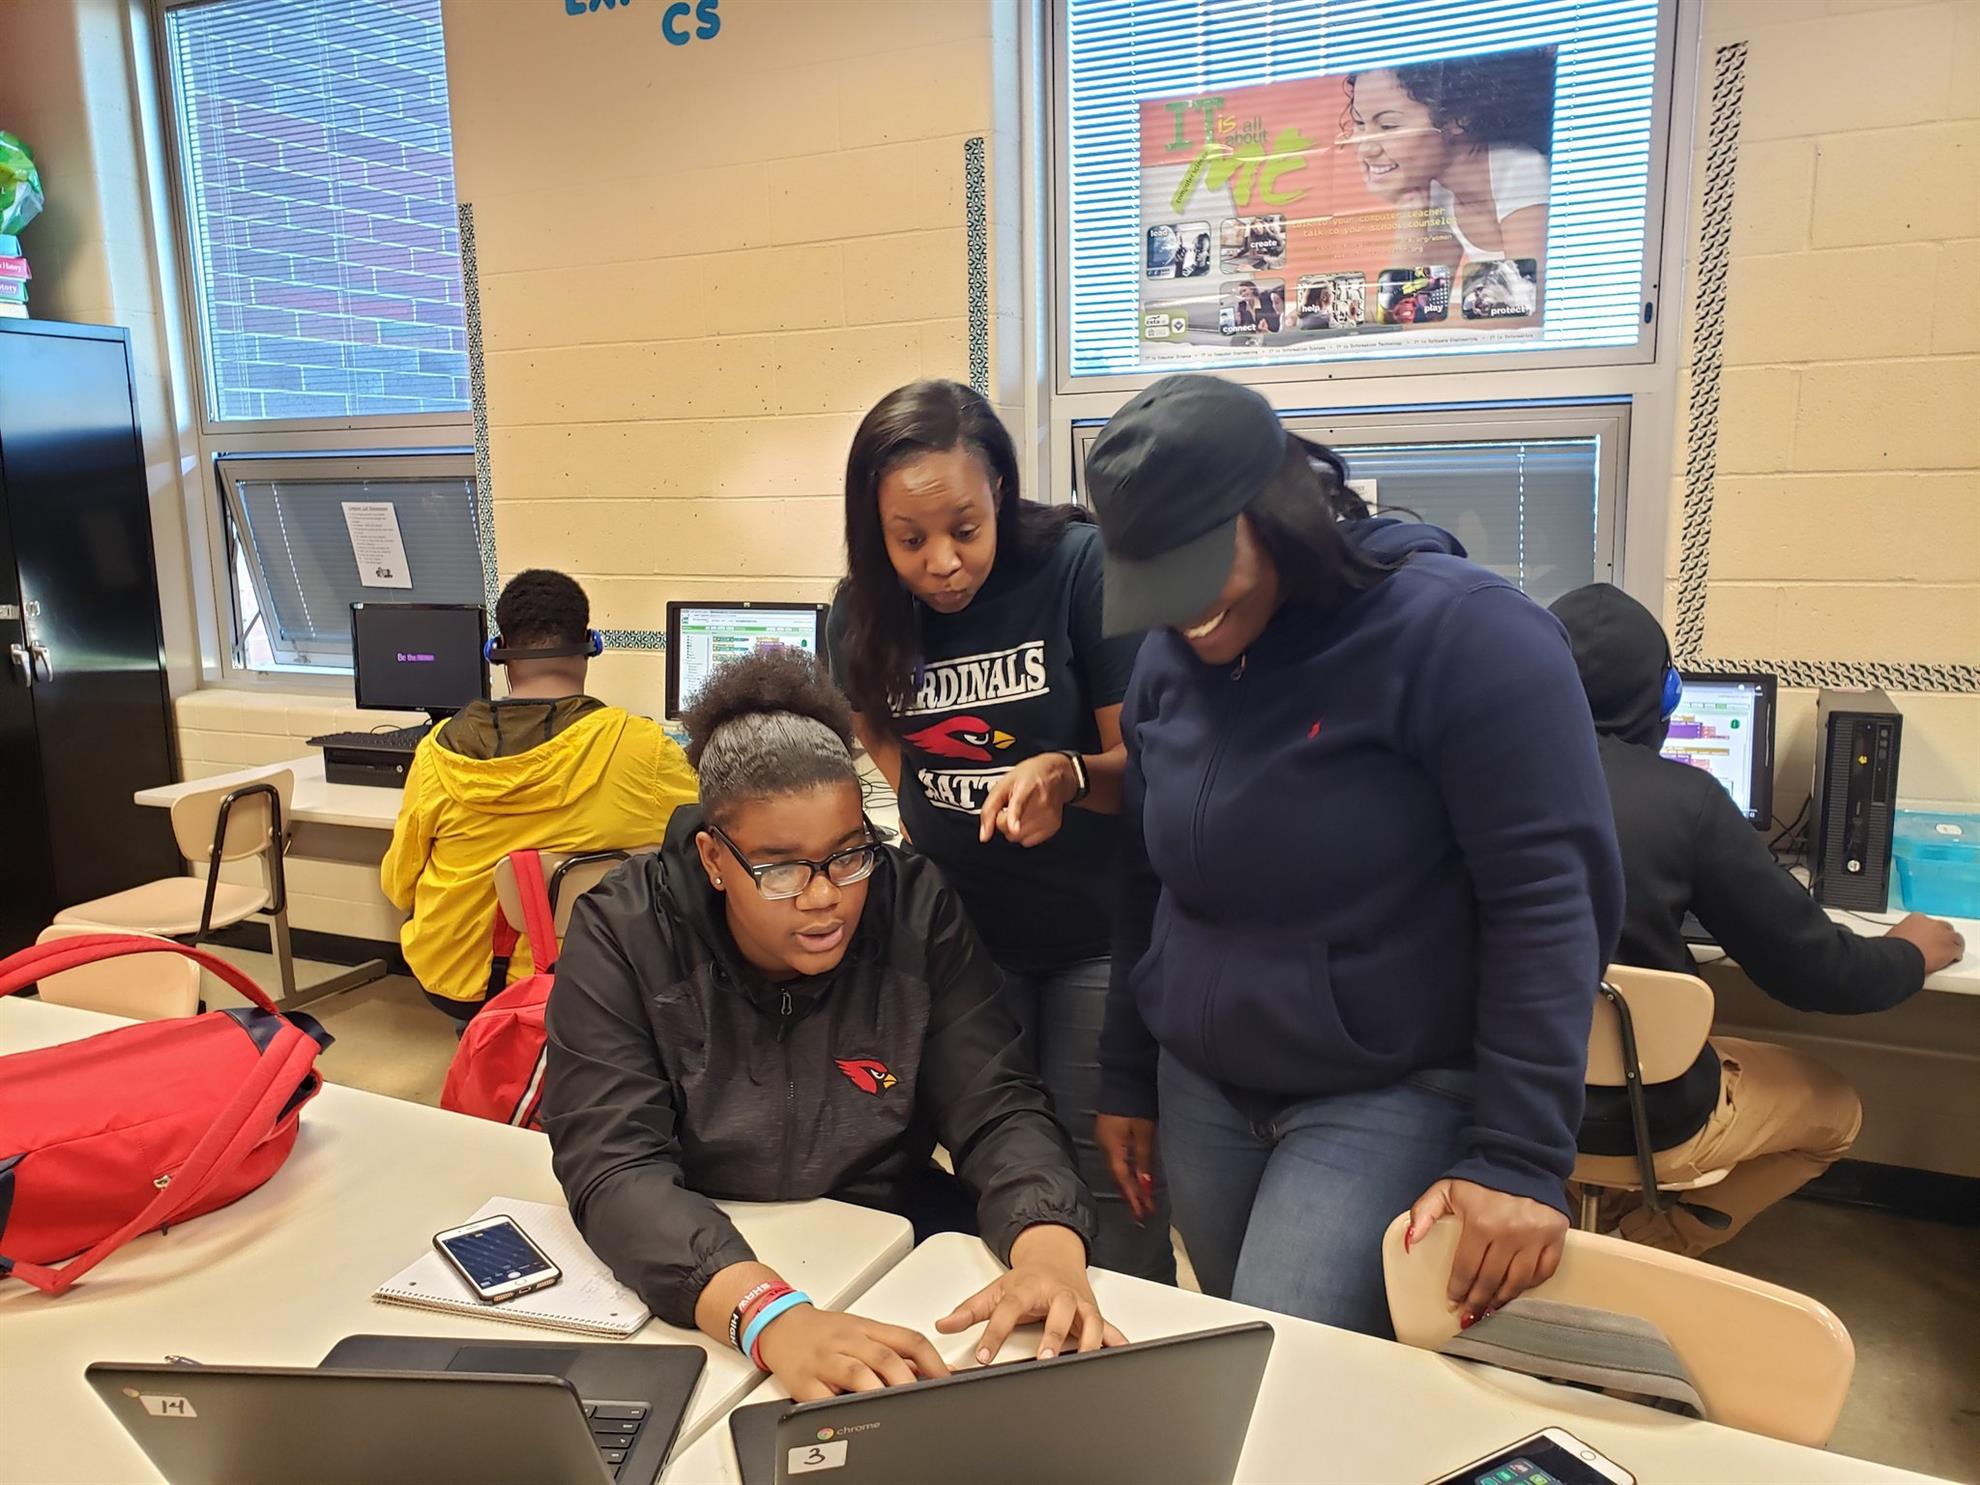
[1245,439,1396,607]
[681,648,859,827]
[835,379,1090,733]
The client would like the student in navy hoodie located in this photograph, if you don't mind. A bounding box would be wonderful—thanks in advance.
[1086,375,1623,1338]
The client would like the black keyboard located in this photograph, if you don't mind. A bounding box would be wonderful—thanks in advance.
[308,725,431,752]
[583,1400,650,1476]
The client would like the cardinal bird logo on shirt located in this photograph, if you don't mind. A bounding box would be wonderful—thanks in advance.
[835,1058,898,1095]
[903,715,1015,764]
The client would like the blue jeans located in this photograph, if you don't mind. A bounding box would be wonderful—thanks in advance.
[1157,1051,1473,1337]
[1002,960,1177,1283]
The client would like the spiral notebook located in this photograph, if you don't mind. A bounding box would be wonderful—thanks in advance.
[372,1196,650,1338]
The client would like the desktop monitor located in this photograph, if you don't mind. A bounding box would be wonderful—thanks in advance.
[666,601,830,717]
[350,602,489,716]
[1661,671,1777,828]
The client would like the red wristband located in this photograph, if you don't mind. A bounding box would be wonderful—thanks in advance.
[728,1280,779,1353]
[734,1282,793,1356]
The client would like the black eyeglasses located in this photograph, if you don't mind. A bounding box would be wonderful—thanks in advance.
[708,823,879,902]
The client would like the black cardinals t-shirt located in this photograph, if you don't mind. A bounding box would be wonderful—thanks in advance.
[829,521,1143,975]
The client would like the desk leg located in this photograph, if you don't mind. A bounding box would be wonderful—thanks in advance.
[275,957,391,1012]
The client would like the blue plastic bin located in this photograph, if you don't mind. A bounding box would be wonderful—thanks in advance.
[1893,811,1980,918]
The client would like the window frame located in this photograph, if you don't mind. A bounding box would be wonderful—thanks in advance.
[1050,0,1685,395]
[154,0,474,442]
[1035,0,1704,606]
[151,0,478,689]
[1073,398,1631,594]
[215,447,481,673]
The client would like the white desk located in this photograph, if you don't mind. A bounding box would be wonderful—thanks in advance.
[135,752,401,833]
[663,1232,1940,1485]
[131,753,403,1005]
[1688,866,1978,997]
[0,1000,912,1485]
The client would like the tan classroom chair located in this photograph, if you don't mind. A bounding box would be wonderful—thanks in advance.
[31,924,201,1021]
[54,770,307,1004]
[493,847,661,952]
[1571,965,1733,1232]
[1381,1213,1855,1446]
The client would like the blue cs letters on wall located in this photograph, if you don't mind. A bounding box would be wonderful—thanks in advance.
[562,0,722,46]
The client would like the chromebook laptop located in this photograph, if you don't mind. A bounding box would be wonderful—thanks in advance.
[727,1322,1273,1485]
[87,1335,704,1485]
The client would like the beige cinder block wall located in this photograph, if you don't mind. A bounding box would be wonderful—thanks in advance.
[1677,0,1980,810]
[441,0,1020,714]
[1681,0,1980,1179]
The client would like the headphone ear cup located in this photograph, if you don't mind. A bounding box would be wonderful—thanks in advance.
[483,637,498,664]
[589,629,605,658]
[1661,664,1683,721]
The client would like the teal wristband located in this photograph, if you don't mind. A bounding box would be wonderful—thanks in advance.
[741,1289,811,1364]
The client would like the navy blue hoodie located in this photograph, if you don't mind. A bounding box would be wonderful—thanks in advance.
[1099,522,1623,1213]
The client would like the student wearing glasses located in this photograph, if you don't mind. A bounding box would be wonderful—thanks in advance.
[541,649,1119,1400]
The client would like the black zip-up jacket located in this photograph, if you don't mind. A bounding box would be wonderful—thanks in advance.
[1549,586,1925,1150]
[540,808,1096,1328]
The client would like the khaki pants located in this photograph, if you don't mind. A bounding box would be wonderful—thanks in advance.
[1578,1037,1863,1257]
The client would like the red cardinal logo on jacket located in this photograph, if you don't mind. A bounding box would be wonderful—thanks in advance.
[835,1057,898,1095]
[902,715,1015,764]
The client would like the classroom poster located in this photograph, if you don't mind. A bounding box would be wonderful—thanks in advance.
[1137,46,1557,362]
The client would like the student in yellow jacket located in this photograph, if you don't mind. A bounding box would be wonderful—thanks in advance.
[381,571,697,1021]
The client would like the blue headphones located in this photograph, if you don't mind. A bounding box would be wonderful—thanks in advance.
[484,630,605,664]
[1660,662,1683,722]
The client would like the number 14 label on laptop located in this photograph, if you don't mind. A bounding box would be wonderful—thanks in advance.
[789,1440,849,1473]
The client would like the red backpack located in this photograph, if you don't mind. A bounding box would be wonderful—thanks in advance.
[0,934,329,1295]
[441,850,560,1131]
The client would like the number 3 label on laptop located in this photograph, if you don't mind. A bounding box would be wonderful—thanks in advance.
[788,1440,849,1473]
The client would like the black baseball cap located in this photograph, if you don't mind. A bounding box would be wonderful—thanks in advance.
[1084,375,1287,637]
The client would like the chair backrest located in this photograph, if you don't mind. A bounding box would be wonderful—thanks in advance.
[1381,1213,1854,1446]
[32,924,202,1020]
[494,846,660,948]
[1587,963,1716,1087]
[168,770,295,866]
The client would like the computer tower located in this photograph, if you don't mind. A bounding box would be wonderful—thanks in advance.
[1809,688,1903,912]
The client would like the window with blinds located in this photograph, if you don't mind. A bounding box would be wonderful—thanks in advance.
[1061,0,1668,380]
[1072,401,1624,603]
[1330,438,1601,605]
[218,455,484,669]
[164,0,468,423]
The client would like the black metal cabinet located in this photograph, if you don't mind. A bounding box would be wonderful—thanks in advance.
[0,321,179,953]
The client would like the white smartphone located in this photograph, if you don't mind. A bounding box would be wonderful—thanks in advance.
[1427,1428,1636,1485]
[432,1215,562,1304]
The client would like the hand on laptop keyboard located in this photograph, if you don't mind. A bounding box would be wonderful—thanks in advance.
[754,1306,952,1402]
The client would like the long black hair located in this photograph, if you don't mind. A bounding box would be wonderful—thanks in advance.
[835,379,1088,731]
[1345,46,1558,159]
[1248,438,1396,608]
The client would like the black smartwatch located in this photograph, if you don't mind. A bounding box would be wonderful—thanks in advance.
[1060,750,1091,804]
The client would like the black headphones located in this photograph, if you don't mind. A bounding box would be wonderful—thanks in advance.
[484,630,605,664]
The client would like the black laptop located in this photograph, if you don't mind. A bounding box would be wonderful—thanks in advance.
[87,1334,705,1485]
[727,1322,1273,1485]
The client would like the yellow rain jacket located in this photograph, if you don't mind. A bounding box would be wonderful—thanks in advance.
[380,697,697,1003]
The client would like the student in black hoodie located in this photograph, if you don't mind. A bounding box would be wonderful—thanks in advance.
[541,649,1116,1400]
[1549,584,1963,1254]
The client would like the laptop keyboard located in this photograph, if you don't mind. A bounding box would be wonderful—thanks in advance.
[308,725,431,752]
[583,1401,650,1476]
